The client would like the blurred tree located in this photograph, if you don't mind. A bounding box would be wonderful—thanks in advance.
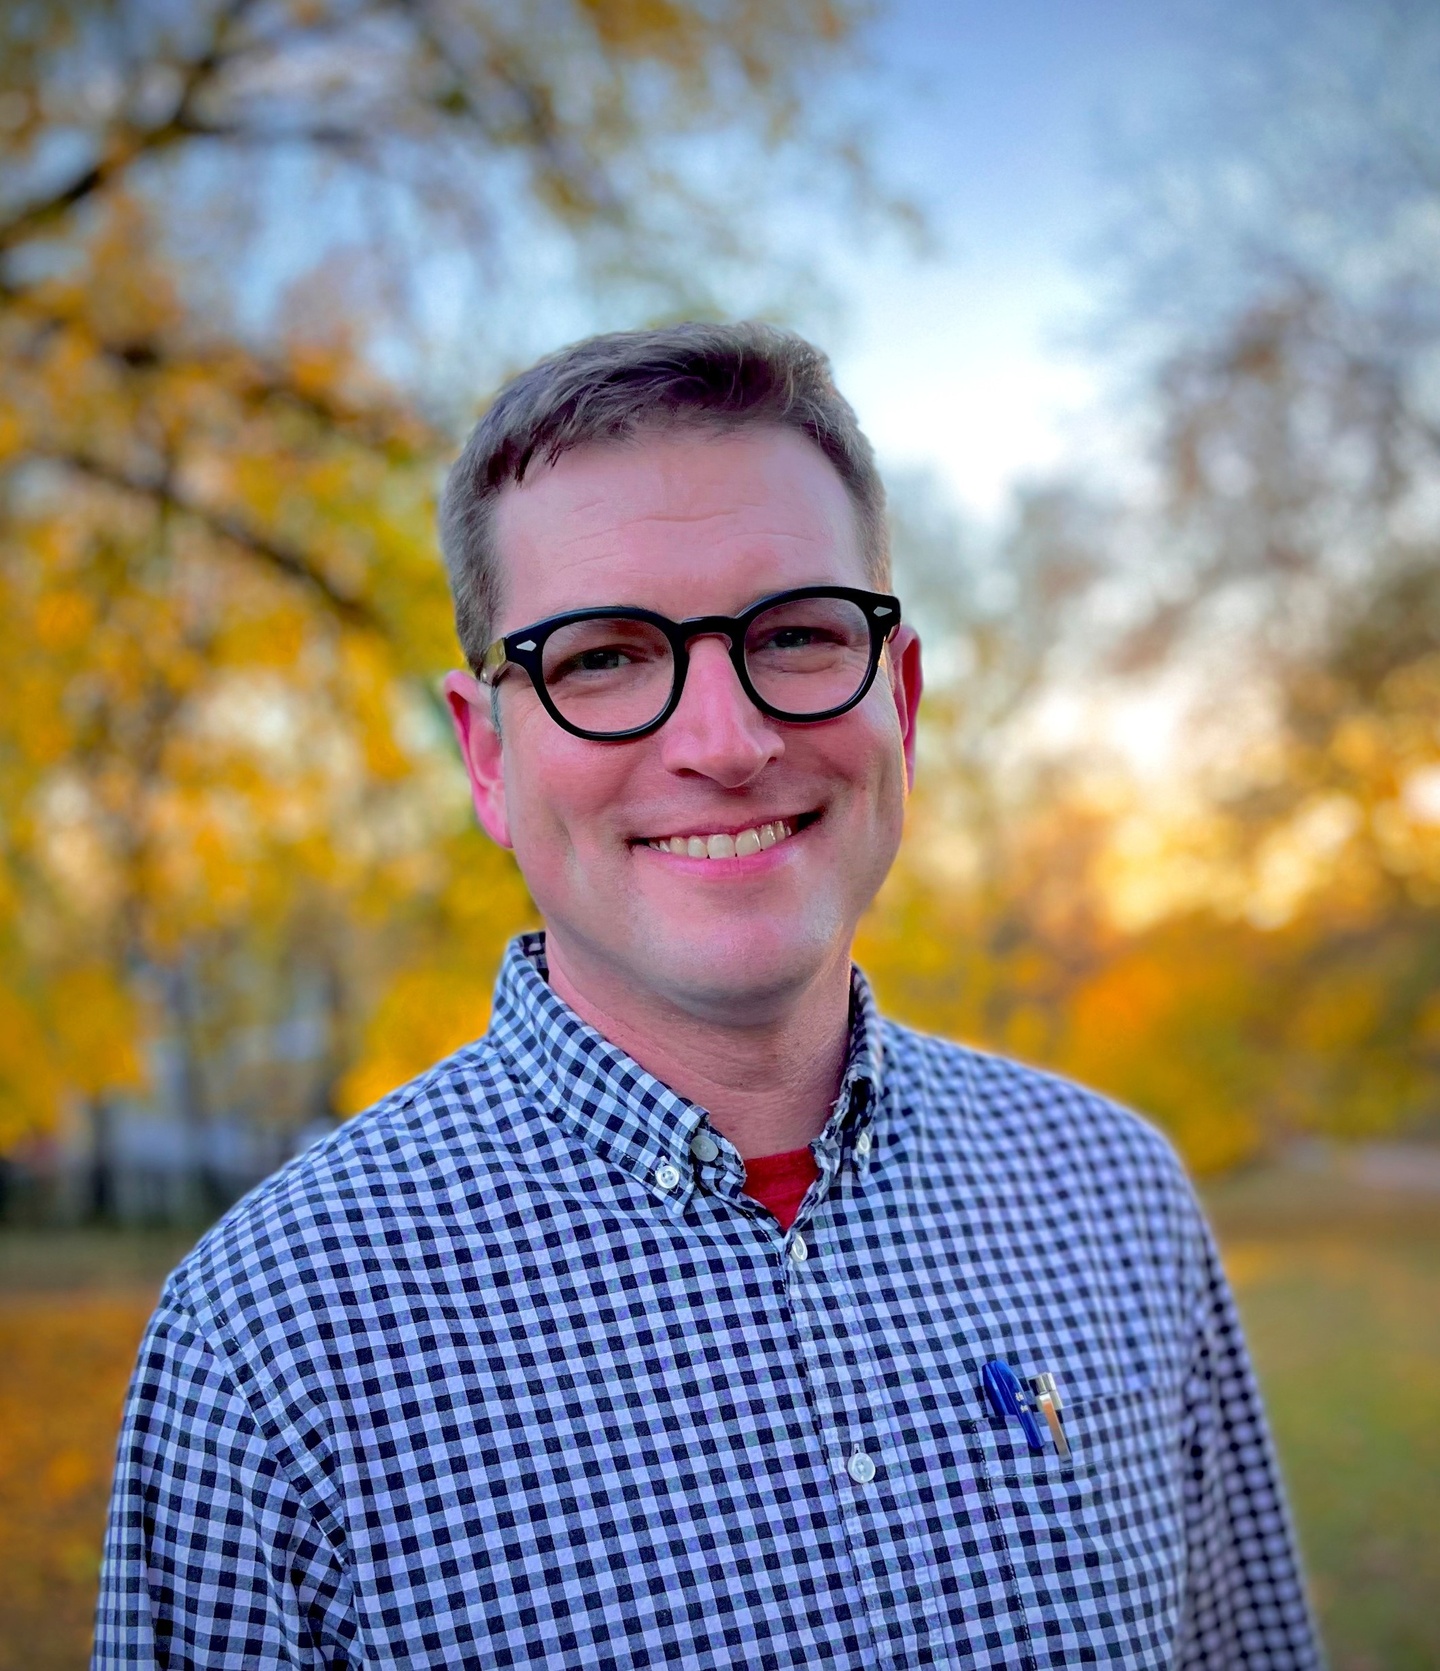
[863,0,1440,1169]
[1104,0,1440,653]
[1080,0,1440,1151]
[886,472,1110,888]
[859,474,1118,1094]
[0,0,885,1190]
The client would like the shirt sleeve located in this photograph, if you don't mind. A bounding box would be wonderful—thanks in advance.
[93,1291,356,1670]
[1176,1218,1324,1670]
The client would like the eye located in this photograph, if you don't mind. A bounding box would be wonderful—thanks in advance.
[544,631,669,685]
[752,623,847,654]
[575,647,630,672]
[549,644,634,680]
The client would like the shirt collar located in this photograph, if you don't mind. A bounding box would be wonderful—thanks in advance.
[486,932,886,1210]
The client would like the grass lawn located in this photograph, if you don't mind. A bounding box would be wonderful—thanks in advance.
[1,1168,1437,1668]
[1205,1163,1440,1671]
[0,1231,195,1671]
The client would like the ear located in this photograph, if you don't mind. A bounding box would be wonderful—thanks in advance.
[886,625,924,792]
[442,670,513,849]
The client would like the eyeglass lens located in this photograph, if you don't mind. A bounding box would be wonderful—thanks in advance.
[538,594,875,735]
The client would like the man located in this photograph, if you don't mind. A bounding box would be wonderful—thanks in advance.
[96,323,1320,1668]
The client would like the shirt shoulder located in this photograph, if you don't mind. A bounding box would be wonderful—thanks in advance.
[881,1020,1206,1263]
[160,1033,535,1352]
[886,1020,1185,1172]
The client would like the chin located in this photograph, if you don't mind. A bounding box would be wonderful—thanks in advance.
[632,908,848,1020]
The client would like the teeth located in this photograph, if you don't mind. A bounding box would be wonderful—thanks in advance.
[648,819,797,859]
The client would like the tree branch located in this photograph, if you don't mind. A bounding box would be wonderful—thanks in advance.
[0,0,260,254]
[17,313,433,458]
[398,0,618,218]
[45,448,385,634]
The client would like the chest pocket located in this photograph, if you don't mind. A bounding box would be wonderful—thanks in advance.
[973,1364,1168,1501]
[970,1360,1186,1590]
[952,1364,1186,1670]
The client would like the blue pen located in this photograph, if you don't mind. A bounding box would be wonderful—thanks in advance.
[982,1360,1049,1452]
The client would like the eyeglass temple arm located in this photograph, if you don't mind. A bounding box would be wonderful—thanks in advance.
[478,638,511,685]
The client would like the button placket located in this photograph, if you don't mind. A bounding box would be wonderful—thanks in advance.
[776,1234,901,1627]
[781,1240,897,1636]
[782,1210,955,1663]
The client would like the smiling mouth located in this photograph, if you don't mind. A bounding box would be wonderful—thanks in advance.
[639,811,819,861]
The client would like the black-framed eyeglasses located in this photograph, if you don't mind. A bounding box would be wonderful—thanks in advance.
[479,585,902,742]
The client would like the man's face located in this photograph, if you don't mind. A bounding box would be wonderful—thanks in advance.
[445,426,922,1025]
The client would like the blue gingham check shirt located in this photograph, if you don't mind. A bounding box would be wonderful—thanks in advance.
[97,932,1320,1668]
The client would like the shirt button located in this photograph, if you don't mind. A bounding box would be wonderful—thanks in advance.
[653,1162,681,1191]
[854,1130,872,1157]
[788,1234,808,1264]
[689,1132,719,1163]
[847,1451,877,1484]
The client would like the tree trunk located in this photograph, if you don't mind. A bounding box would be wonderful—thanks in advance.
[86,1095,116,1222]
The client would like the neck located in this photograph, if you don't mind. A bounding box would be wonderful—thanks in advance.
[542,935,852,1159]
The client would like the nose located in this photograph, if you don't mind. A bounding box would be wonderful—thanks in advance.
[656,634,784,787]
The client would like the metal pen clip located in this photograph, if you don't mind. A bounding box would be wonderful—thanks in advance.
[1031,1371,1070,1459]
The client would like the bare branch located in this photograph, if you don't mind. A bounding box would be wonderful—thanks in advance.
[398,0,620,219]
[172,117,375,154]
[0,0,260,254]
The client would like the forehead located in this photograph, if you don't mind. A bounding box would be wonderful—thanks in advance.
[489,426,867,629]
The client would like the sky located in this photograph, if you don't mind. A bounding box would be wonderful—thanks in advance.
[226,0,1213,529]
[826,0,1192,522]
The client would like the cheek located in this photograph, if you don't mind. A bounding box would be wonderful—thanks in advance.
[504,728,638,855]
[819,703,906,812]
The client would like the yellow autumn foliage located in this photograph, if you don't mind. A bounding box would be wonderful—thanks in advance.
[0,0,882,1158]
[4,0,1438,1181]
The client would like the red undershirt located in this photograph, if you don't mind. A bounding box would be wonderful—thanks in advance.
[742,1146,820,1233]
